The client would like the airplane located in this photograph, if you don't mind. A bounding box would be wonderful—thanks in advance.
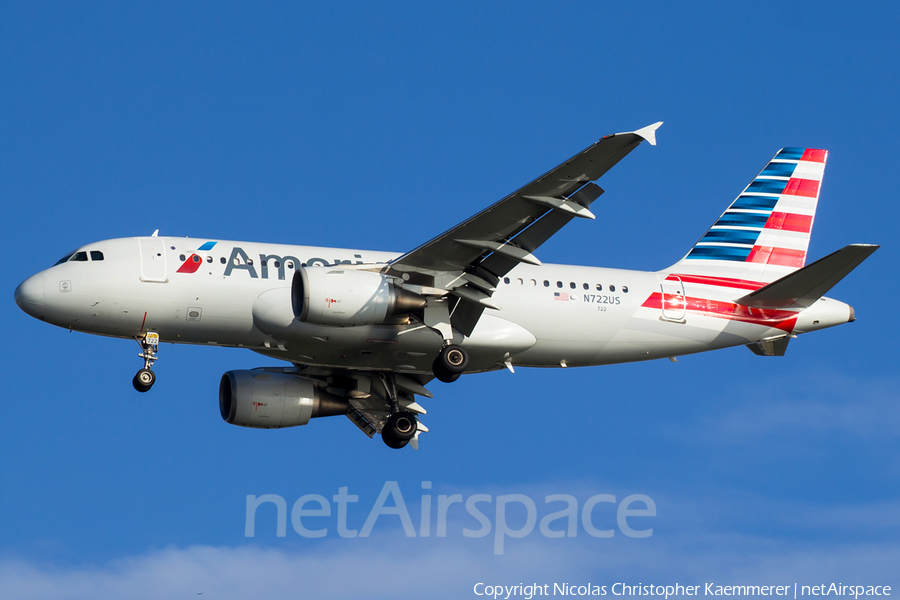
[14,122,879,449]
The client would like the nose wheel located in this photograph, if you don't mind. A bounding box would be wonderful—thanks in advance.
[133,368,156,392]
[432,344,468,383]
[133,332,159,392]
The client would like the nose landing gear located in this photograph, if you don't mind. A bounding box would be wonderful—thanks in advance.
[133,332,159,392]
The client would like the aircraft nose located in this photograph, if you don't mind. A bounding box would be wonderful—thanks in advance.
[14,273,45,317]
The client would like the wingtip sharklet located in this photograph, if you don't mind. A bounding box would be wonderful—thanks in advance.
[632,121,663,146]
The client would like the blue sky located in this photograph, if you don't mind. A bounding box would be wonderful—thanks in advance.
[2,2,899,598]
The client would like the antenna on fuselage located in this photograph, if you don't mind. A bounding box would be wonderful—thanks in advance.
[151,229,159,237]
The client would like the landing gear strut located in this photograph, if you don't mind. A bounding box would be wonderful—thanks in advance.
[432,344,468,383]
[133,332,159,393]
[377,372,419,449]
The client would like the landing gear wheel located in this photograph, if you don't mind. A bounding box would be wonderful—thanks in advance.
[382,411,418,449]
[382,433,410,450]
[432,344,468,383]
[133,368,156,392]
[431,359,461,383]
[440,345,468,372]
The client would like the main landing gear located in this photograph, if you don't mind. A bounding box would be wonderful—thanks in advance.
[382,411,419,449]
[377,372,419,449]
[431,344,468,383]
[133,332,159,393]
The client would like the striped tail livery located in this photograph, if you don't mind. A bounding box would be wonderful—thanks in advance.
[671,147,830,284]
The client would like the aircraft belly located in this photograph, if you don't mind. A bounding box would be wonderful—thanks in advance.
[255,324,439,372]
[250,287,537,373]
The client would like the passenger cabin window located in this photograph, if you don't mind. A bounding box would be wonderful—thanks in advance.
[569,282,576,289]
[596,284,602,291]
[90,251,104,261]
[609,285,616,292]
[556,281,563,288]
[206,256,213,263]
[71,251,88,262]
[622,286,629,293]
[583,283,589,290]
[543,280,550,287]
[220,257,226,264]
[503,277,510,284]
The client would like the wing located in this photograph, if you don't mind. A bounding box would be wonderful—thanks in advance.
[384,122,662,335]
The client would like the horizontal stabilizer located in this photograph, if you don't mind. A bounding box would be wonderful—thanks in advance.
[736,244,879,310]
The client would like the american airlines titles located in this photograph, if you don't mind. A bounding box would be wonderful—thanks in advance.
[222,247,370,280]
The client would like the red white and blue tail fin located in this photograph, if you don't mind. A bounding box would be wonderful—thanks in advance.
[669,148,827,285]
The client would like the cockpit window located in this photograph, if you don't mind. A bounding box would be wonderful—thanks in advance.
[90,251,104,261]
[70,251,88,262]
[54,251,76,266]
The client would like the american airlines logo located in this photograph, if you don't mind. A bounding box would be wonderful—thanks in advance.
[325,298,340,308]
[251,401,267,411]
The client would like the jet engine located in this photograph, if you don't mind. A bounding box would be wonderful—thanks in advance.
[292,267,425,327]
[219,370,349,429]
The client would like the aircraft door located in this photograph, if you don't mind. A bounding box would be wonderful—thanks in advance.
[139,238,168,282]
[658,275,686,322]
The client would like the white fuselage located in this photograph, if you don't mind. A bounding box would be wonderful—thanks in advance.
[15,236,854,375]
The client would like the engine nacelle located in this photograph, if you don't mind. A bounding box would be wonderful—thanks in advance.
[292,267,425,327]
[219,370,349,429]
